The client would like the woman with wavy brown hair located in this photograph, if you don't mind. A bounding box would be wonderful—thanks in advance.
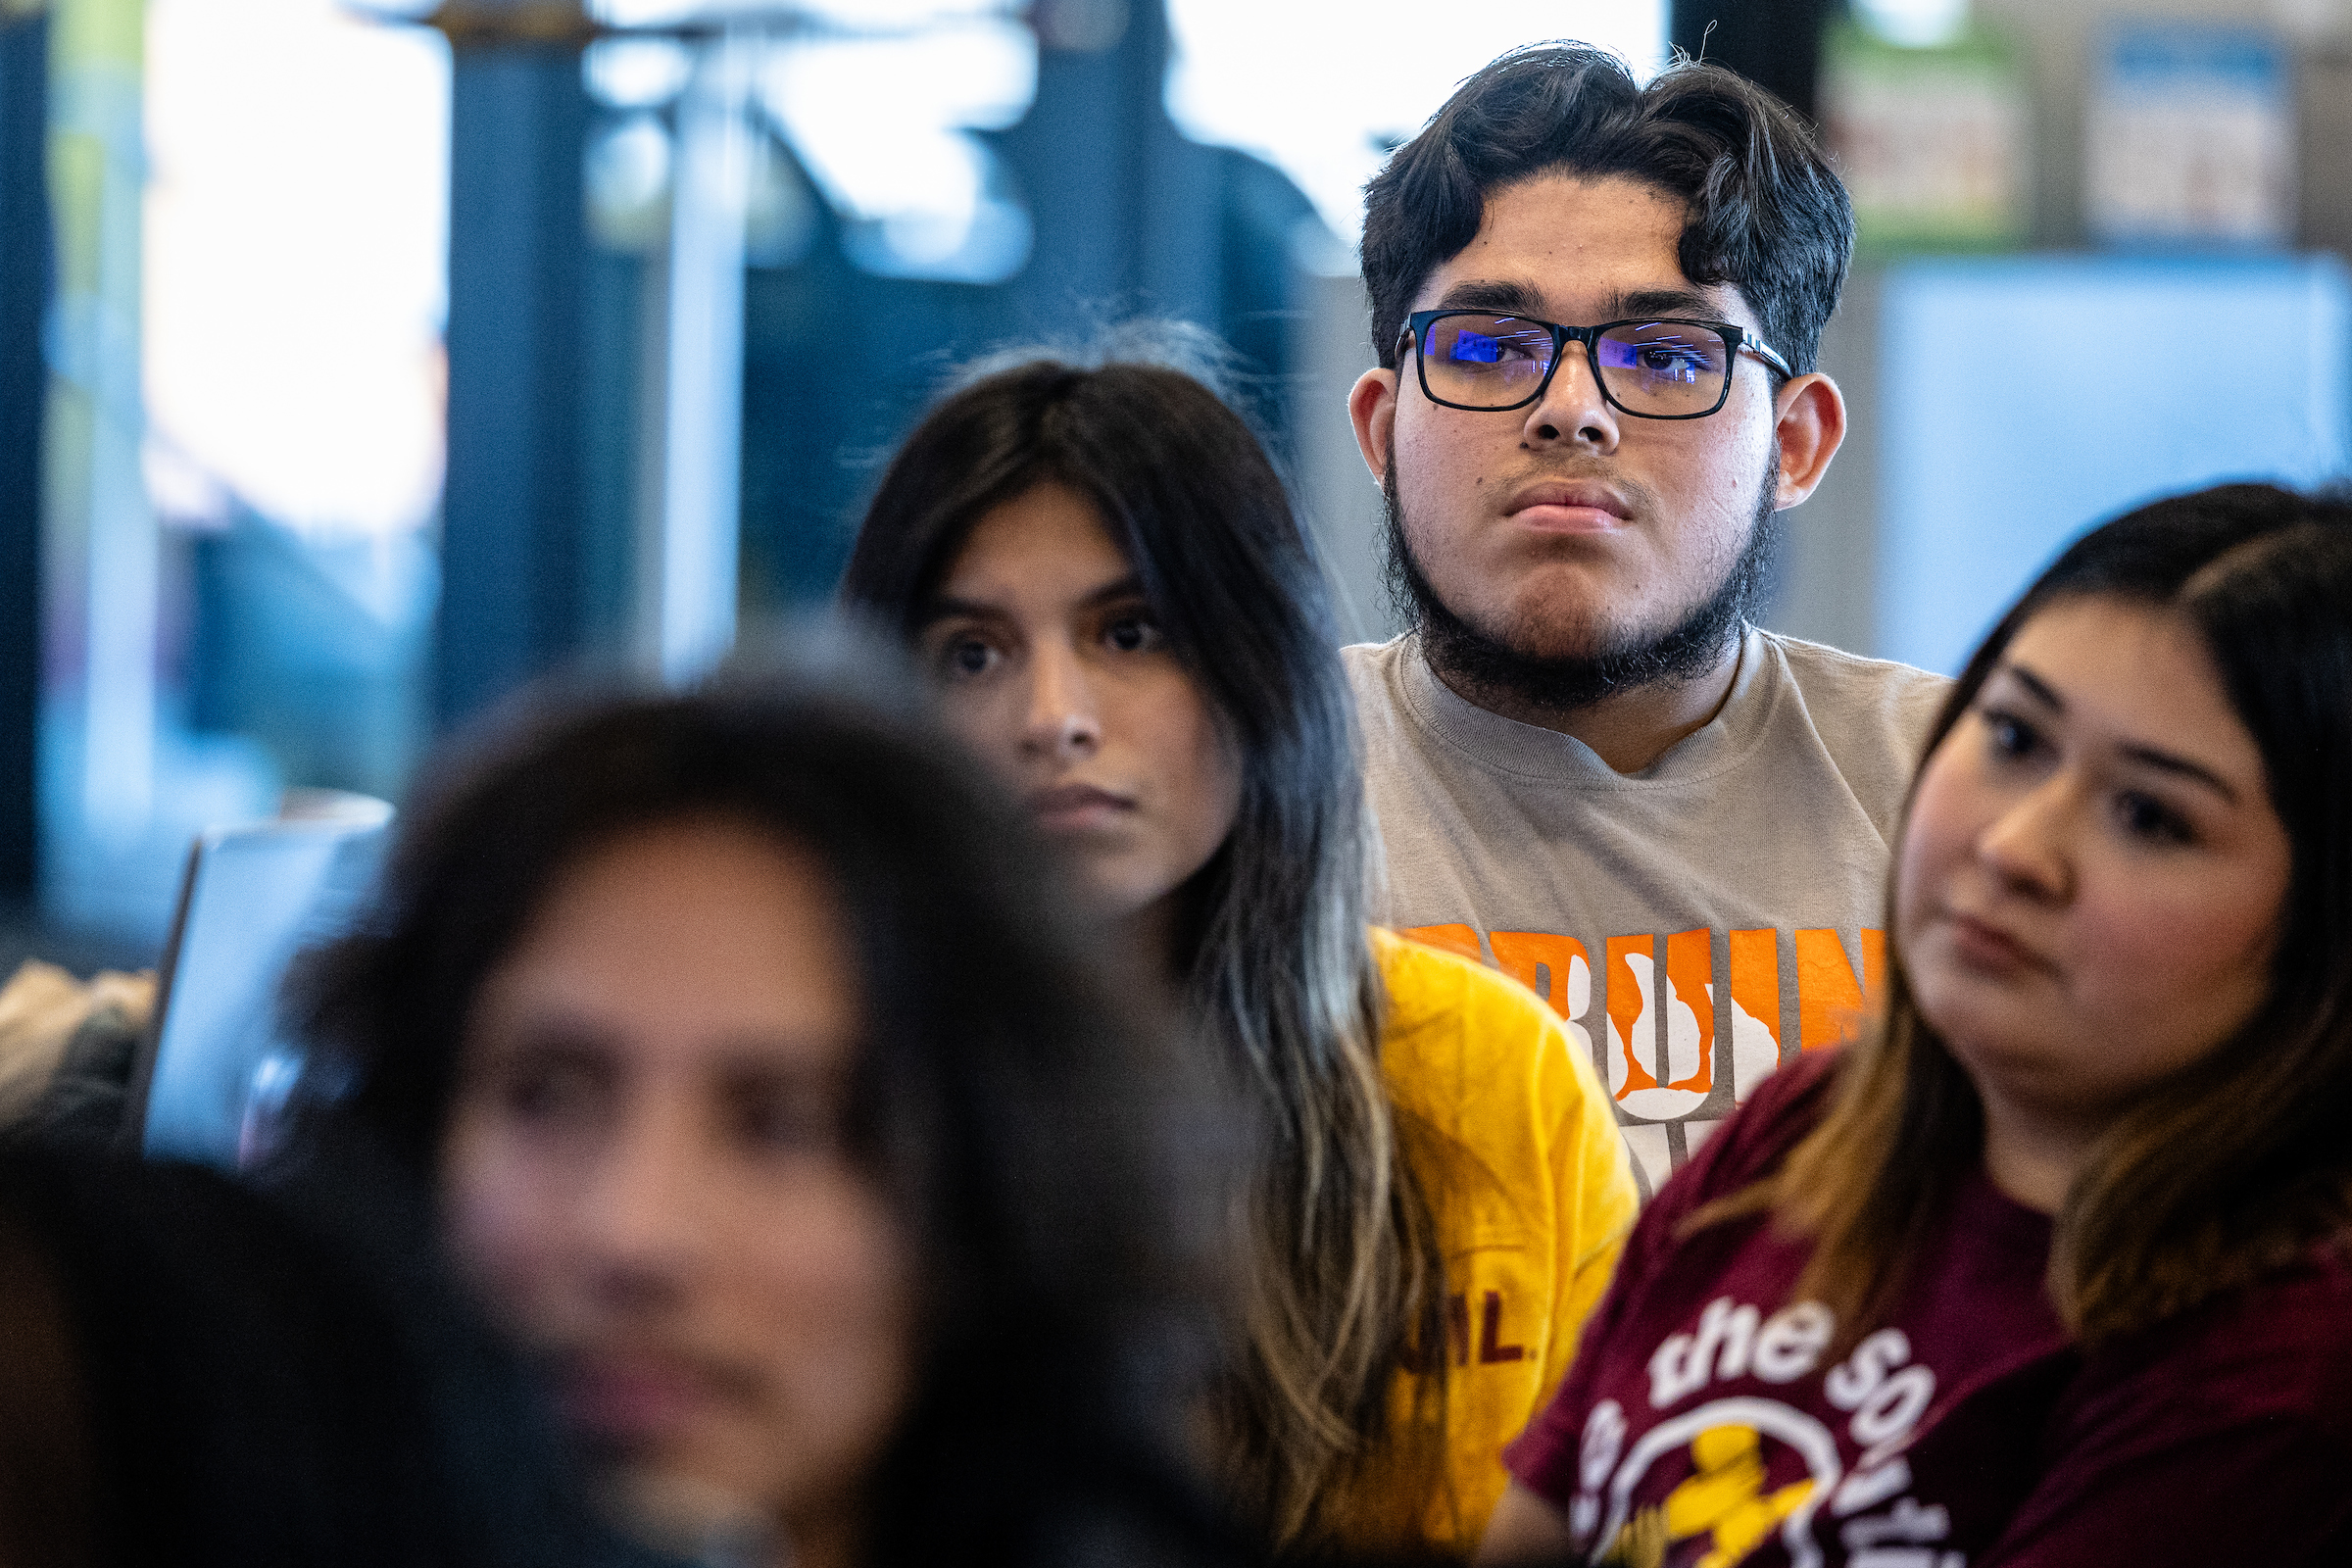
[1485,483,2352,1567]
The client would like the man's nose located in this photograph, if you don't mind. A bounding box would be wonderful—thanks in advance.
[1522,340,1619,453]
[1020,641,1102,759]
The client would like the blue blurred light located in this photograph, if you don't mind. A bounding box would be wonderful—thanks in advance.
[1452,330,1500,365]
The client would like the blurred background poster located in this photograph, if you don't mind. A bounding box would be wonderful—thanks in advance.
[1820,1,2029,254]
[2085,22,2294,247]
[3,0,2352,960]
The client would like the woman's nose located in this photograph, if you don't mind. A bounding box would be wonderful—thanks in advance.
[572,1102,709,1306]
[1975,779,2075,903]
[1021,642,1102,759]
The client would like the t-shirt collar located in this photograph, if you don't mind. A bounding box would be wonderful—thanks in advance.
[1400,621,1781,787]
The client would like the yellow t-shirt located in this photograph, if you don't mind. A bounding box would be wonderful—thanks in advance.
[1321,927,1641,1558]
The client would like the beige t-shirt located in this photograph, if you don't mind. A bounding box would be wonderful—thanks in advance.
[1345,625,1949,1198]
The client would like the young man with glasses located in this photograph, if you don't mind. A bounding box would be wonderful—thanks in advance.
[1345,45,1947,1196]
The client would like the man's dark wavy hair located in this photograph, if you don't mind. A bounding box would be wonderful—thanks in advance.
[1361,42,1854,377]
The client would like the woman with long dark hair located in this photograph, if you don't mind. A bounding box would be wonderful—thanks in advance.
[840,337,1638,1560]
[1483,483,2352,1565]
[290,652,1237,1568]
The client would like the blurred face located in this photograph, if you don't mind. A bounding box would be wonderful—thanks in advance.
[919,482,1243,926]
[1895,598,2292,1131]
[442,818,912,1557]
[1352,173,1826,671]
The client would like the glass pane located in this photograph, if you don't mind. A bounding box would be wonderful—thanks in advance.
[1164,0,1668,245]
[1596,321,1730,411]
[43,0,448,944]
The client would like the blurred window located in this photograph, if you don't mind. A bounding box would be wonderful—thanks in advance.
[1163,0,1667,259]
[145,0,449,537]
[590,0,1037,282]
[51,0,450,942]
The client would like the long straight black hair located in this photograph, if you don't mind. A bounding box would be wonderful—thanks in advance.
[840,333,1447,1553]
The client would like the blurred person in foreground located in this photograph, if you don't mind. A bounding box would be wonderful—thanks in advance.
[0,1145,656,1568]
[288,654,1238,1568]
[840,338,1637,1560]
[1479,484,2352,1566]
[1346,43,1947,1192]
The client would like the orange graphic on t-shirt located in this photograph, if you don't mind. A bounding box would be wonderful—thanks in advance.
[1396,922,1887,1105]
[1664,928,1714,1094]
[1795,927,1887,1052]
[1606,934,1657,1093]
[1402,923,1484,964]
[1727,928,1781,1053]
[1489,929,1589,1017]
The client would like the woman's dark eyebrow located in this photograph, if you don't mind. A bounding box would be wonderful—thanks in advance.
[1997,661,2065,710]
[2001,660,2240,803]
[714,1041,857,1079]
[476,1026,614,1073]
[918,574,1146,627]
[2118,744,2240,804]
[915,594,1002,629]
[1080,573,1149,609]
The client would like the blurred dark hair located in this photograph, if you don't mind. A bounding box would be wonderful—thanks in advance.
[1708,482,2352,1347]
[1361,43,1852,377]
[290,639,1234,1562]
[0,1146,646,1568]
[841,345,1449,1553]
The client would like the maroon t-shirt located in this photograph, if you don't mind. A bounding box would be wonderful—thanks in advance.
[1504,1051,2352,1567]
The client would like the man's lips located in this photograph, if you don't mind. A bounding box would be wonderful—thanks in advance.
[1027,782,1135,831]
[1504,478,1634,534]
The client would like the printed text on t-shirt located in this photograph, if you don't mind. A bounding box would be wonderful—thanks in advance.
[1403,923,1887,1124]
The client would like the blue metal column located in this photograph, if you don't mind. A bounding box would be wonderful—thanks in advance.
[996,0,1218,330]
[437,35,594,729]
[0,8,50,896]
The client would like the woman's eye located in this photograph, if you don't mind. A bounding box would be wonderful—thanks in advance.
[938,636,999,679]
[2117,790,2194,846]
[731,1085,840,1156]
[496,1063,602,1127]
[1981,708,2039,760]
[1103,614,1161,654]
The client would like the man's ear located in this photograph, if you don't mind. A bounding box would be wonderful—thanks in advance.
[1348,368,1399,487]
[1772,371,1845,509]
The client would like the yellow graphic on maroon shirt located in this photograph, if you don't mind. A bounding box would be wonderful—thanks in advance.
[1602,1425,1816,1568]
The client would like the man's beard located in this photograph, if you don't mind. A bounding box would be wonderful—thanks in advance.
[1383,449,1783,717]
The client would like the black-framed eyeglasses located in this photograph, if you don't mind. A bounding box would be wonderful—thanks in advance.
[1401,310,1793,419]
